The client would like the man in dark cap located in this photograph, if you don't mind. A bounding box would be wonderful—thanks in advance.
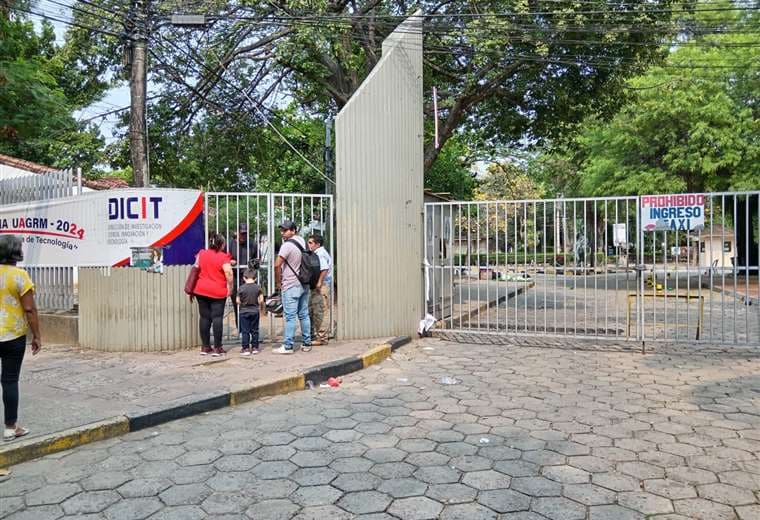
[273,220,311,354]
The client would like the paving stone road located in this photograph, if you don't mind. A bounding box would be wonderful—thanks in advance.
[2,338,760,519]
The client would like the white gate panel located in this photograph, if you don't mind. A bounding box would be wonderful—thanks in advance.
[427,193,760,347]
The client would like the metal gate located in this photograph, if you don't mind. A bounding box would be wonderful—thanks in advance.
[205,192,334,341]
[425,193,760,346]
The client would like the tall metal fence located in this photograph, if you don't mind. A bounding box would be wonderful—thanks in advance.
[205,192,334,341]
[0,169,77,205]
[78,266,199,352]
[425,193,760,346]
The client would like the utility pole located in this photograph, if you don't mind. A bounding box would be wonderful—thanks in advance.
[128,0,150,187]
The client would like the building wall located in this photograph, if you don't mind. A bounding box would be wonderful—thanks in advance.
[699,237,735,268]
[0,164,32,180]
[336,13,424,339]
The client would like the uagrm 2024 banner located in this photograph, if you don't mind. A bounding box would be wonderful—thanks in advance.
[0,189,204,266]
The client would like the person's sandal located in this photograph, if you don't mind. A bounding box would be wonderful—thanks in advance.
[3,427,29,442]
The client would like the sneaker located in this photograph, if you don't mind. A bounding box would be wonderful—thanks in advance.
[273,345,294,355]
[302,344,312,352]
[240,348,251,357]
[211,347,225,357]
[200,347,212,356]
[252,347,261,355]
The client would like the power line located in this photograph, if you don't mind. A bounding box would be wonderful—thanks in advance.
[14,5,124,38]
[150,30,315,140]
[40,0,125,28]
[150,32,332,183]
[213,4,760,22]
[20,3,760,49]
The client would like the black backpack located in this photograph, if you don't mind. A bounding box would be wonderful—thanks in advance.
[283,238,321,289]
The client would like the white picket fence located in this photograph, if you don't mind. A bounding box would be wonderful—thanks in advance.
[22,265,110,311]
[0,169,78,205]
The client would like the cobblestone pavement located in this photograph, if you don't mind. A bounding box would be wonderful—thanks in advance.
[3,338,760,519]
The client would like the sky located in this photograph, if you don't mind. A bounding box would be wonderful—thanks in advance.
[33,10,131,144]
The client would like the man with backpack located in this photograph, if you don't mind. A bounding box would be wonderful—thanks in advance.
[273,220,317,354]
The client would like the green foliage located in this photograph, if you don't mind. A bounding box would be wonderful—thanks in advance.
[539,2,759,196]
[424,136,477,200]
[0,9,108,171]
[107,101,329,192]
[475,161,544,201]
[64,0,682,190]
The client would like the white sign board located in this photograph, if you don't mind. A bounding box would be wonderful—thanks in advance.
[0,188,204,266]
[613,223,627,247]
[641,194,705,232]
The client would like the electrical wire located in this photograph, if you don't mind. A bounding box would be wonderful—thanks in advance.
[13,5,124,38]
[150,33,331,182]
[40,0,125,28]
[150,29,315,140]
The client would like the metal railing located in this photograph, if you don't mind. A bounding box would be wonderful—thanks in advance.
[20,265,110,312]
[205,192,335,342]
[23,265,76,311]
[425,193,760,346]
[0,169,78,205]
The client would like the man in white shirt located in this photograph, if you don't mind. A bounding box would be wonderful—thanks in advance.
[307,234,332,346]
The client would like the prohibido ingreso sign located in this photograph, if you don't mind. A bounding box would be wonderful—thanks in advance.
[641,194,705,232]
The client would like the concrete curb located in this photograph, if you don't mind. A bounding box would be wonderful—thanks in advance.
[127,392,231,432]
[230,373,305,406]
[0,417,129,468]
[0,336,411,468]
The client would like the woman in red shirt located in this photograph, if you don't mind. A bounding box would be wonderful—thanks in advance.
[194,233,233,356]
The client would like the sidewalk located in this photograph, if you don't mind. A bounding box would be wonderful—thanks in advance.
[12,338,393,447]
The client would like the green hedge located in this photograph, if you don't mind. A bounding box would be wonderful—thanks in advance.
[452,252,628,266]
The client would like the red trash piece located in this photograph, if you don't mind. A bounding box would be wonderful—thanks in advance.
[327,377,341,388]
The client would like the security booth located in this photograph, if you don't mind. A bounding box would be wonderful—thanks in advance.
[692,226,735,270]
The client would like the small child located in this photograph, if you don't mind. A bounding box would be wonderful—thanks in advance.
[236,269,265,356]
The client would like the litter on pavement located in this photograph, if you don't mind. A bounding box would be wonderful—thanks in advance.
[418,313,437,337]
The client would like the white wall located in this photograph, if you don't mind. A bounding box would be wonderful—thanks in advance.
[336,13,424,338]
[0,163,36,180]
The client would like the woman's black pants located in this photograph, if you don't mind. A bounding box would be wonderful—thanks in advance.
[197,296,226,348]
[0,335,26,426]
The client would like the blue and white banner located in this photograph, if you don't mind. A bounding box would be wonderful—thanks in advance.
[0,189,204,266]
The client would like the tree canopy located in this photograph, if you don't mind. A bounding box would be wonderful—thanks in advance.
[538,1,759,196]
[0,4,108,170]
[55,0,690,189]
[5,0,756,197]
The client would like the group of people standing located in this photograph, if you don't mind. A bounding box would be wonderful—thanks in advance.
[0,220,331,445]
[191,220,332,356]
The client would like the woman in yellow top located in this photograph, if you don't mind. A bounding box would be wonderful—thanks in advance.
[0,235,41,442]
